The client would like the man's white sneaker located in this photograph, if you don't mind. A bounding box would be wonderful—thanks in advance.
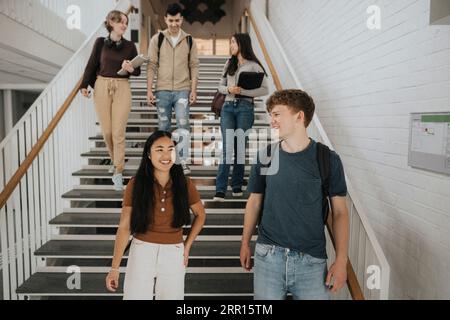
[213,192,225,202]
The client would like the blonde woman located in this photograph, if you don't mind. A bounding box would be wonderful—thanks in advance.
[80,10,141,190]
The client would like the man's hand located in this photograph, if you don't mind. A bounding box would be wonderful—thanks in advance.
[189,91,197,105]
[122,60,134,73]
[147,91,156,106]
[326,260,347,293]
[240,242,253,271]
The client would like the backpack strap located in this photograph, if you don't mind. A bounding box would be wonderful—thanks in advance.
[157,32,165,65]
[187,35,193,80]
[258,141,280,224]
[187,35,193,55]
[316,142,331,224]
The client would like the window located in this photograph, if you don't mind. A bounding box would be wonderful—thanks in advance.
[194,38,230,56]
[215,39,230,56]
[195,38,214,55]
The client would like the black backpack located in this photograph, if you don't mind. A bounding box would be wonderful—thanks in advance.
[259,141,331,225]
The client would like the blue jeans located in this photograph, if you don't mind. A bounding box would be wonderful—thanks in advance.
[155,90,190,161]
[253,243,330,300]
[215,100,255,193]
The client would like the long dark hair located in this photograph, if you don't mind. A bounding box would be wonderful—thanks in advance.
[225,33,267,76]
[130,131,191,234]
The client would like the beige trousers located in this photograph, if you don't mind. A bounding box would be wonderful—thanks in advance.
[93,76,131,173]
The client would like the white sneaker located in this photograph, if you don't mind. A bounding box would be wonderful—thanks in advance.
[181,161,191,175]
[213,192,225,202]
[108,166,115,174]
[112,173,124,191]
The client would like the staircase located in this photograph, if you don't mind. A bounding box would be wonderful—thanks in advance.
[16,56,272,299]
[2,1,390,300]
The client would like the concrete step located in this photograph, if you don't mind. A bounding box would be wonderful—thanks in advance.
[88,134,273,145]
[60,207,245,214]
[130,96,265,104]
[72,168,250,179]
[132,73,224,82]
[50,212,245,228]
[35,240,253,258]
[100,120,270,129]
[127,106,267,114]
[78,165,252,172]
[131,85,221,91]
[132,81,221,87]
[16,272,253,297]
[61,189,249,201]
[125,114,268,122]
[81,150,256,163]
[85,147,258,155]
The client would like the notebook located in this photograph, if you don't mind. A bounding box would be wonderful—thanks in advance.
[117,54,148,76]
[237,72,265,90]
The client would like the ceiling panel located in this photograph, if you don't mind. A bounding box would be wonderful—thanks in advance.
[0,45,57,84]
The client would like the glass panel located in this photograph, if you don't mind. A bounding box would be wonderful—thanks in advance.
[195,38,213,55]
[215,39,230,56]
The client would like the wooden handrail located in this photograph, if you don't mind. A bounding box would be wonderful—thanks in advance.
[326,218,365,300]
[245,9,282,90]
[0,5,135,211]
[245,8,365,300]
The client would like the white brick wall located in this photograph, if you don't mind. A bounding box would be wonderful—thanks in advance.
[268,0,450,299]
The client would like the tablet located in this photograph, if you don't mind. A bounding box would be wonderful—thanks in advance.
[237,72,265,90]
[117,54,148,76]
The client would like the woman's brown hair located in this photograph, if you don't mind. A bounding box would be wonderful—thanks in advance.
[104,10,128,33]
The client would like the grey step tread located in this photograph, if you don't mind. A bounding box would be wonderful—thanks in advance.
[130,96,265,102]
[88,135,267,142]
[16,272,253,295]
[81,151,254,160]
[35,240,253,257]
[132,87,219,90]
[126,108,267,114]
[96,119,269,126]
[72,169,249,178]
[82,150,141,157]
[49,212,244,227]
[62,189,249,200]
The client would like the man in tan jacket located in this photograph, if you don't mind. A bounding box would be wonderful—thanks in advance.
[147,3,200,175]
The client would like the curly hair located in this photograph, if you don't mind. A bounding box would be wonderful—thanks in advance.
[266,89,316,128]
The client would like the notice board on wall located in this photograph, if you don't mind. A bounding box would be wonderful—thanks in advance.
[408,112,450,175]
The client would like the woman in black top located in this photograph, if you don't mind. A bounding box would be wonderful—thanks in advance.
[80,10,141,190]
